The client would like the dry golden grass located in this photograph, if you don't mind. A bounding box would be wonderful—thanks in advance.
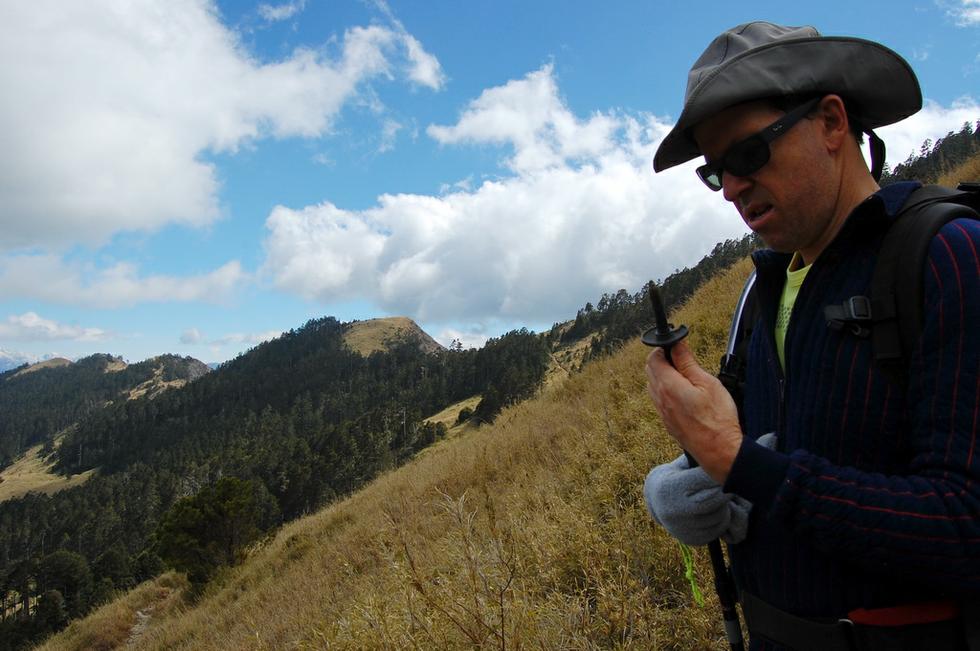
[10,357,72,377]
[543,333,597,391]
[35,572,189,651]
[935,151,980,188]
[342,316,444,356]
[125,366,189,401]
[0,443,96,503]
[104,358,128,372]
[40,259,754,651]
[425,395,483,430]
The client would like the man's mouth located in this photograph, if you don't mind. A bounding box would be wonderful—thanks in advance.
[745,203,773,224]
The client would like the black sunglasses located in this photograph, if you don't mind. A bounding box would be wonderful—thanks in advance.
[696,96,822,191]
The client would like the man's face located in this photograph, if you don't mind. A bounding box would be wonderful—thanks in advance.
[692,99,838,261]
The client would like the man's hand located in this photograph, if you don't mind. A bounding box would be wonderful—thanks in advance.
[645,341,743,484]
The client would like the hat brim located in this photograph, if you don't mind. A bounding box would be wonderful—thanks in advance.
[653,36,922,172]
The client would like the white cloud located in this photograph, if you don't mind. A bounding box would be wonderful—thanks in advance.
[434,326,490,350]
[947,0,980,25]
[370,0,446,90]
[0,255,247,308]
[878,98,980,166]
[179,327,280,352]
[258,0,306,22]
[180,328,282,357]
[379,118,403,152]
[264,65,743,326]
[263,65,980,331]
[180,328,205,345]
[264,203,387,298]
[0,312,107,342]
[0,0,443,251]
[209,330,282,347]
[403,33,445,90]
[0,349,40,372]
[427,65,618,173]
[439,176,474,194]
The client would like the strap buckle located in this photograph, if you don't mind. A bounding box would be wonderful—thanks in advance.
[845,296,872,321]
[824,296,873,337]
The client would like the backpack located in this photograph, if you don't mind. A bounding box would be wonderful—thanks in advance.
[720,182,980,410]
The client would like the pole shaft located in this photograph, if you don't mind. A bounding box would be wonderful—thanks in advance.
[709,540,744,650]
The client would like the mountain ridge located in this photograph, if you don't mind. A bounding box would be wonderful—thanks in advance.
[342,315,445,356]
[0,353,211,471]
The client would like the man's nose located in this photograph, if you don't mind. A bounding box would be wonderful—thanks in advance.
[722,171,752,203]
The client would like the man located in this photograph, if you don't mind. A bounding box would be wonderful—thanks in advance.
[644,22,980,651]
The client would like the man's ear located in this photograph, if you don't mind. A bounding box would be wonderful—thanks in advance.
[818,94,850,153]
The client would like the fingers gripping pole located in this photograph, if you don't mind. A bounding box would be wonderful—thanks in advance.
[641,284,689,363]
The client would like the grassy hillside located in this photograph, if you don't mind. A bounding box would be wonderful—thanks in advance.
[40,257,754,651]
[342,316,444,356]
[936,150,980,188]
[424,395,482,438]
[0,356,207,503]
[0,441,96,502]
[0,354,209,472]
[9,358,72,377]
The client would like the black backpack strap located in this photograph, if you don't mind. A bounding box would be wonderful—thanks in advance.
[870,184,980,387]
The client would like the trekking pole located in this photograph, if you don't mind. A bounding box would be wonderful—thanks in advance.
[642,283,745,651]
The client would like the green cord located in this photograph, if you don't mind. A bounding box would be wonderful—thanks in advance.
[679,542,705,606]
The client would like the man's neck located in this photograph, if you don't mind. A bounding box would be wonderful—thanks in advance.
[799,165,880,265]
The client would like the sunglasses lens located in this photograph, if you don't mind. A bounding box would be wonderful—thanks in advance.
[727,137,770,177]
[696,136,770,191]
[696,164,723,191]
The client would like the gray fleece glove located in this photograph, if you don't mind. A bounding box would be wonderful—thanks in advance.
[643,433,777,546]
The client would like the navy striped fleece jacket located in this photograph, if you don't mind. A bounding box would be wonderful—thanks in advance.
[721,181,980,649]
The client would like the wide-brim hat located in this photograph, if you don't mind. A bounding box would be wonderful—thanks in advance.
[653,22,922,172]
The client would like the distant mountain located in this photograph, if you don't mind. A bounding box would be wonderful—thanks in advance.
[0,349,39,373]
[52,316,533,481]
[343,316,445,356]
[8,356,72,376]
[0,350,76,374]
[0,353,210,469]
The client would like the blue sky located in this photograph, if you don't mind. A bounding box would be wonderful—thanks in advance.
[1,0,978,366]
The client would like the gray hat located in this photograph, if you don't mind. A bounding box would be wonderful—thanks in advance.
[653,21,922,172]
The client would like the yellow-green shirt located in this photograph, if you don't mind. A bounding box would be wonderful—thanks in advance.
[775,253,811,370]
